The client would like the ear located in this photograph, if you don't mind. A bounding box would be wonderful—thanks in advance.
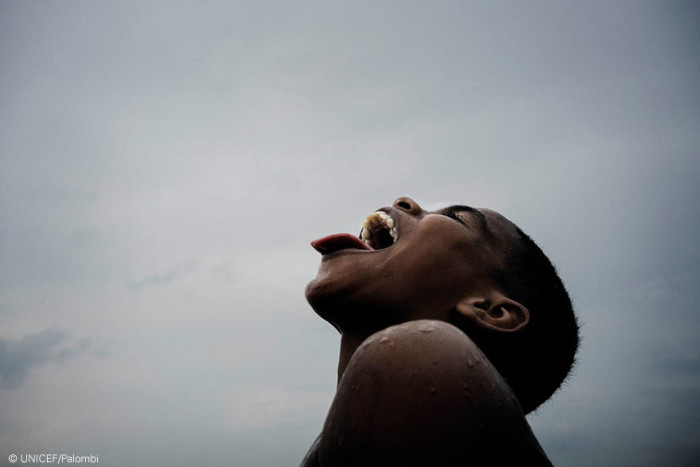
[455,293,529,333]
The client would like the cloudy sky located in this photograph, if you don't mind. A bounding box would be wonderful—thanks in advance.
[1,1,698,465]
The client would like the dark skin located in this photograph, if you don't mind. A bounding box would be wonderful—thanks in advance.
[302,197,551,466]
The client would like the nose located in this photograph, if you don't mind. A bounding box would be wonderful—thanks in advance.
[393,196,423,215]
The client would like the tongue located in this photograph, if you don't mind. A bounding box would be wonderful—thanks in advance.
[311,233,372,255]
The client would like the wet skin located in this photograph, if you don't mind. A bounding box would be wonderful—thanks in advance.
[302,197,551,466]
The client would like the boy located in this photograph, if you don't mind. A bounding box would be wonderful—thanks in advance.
[302,197,579,466]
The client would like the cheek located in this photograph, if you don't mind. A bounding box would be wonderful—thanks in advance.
[388,247,475,305]
[391,223,488,296]
[401,219,480,272]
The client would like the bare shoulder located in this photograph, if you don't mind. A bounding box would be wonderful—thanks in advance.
[317,320,551,466]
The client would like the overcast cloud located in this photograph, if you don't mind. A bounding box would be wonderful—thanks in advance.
[1,1,699,466]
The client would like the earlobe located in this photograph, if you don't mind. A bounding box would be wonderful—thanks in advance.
[455,295,529,333]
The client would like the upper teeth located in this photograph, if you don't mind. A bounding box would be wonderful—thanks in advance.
[360,211,398,247]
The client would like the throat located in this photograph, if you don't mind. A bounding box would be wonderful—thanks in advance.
[338,333,370,385]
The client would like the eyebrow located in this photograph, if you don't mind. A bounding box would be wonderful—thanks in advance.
[442,205,489,231]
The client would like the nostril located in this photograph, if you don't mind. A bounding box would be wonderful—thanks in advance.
[394,196,422,214]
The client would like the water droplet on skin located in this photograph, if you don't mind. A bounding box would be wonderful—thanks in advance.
[467,359,475,368]
[418,323,435,333]
[380,336,390,344]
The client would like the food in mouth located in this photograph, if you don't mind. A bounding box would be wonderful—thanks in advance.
[310,211,398,255]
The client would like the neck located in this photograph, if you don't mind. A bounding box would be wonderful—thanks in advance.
[338,332,371,385]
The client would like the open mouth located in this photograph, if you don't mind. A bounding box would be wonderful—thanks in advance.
[360,211,398,250]
[310,210,398,255]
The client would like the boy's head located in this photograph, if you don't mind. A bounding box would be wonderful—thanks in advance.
[450,218,579,413]
[306,197,579,413]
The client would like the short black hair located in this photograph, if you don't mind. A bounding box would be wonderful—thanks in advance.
[454,223,580,414]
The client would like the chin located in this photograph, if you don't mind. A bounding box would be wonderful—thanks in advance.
[305,272,336,305]
[305,265,363,309]
[306,277,350,321]
[306,279,407,334]
[305,276,342,319]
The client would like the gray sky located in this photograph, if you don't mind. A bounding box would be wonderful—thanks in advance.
[1,1,698,465]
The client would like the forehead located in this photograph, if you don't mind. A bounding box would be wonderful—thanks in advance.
[479,208,523,248]
[478,208,513,228]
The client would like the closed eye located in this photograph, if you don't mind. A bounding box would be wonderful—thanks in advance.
[440,205,489,231]
[441,207,471,229]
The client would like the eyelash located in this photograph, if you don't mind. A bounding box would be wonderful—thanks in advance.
[443,210,468,226]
